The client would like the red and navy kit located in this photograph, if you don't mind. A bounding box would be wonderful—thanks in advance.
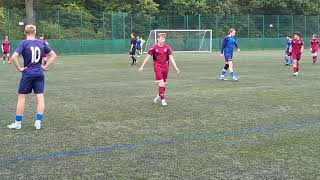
[291,39,304,61]
[148,44,172,82]
[310,38,320,53]
[2,41,10,54]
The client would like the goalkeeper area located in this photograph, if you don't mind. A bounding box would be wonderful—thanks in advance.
[144,29,212,53]
[0,51,320,179]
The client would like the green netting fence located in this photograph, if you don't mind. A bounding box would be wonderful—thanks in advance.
[1,10,319,54]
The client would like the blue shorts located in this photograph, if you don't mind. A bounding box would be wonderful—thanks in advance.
[285,49,290,55]
[18,75,45,94]
[224,53,233,61]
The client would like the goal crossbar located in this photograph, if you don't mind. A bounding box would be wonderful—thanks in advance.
[143,29,212,53]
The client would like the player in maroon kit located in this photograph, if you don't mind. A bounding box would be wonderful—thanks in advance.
[1,36,11,64]
[39,34,49,66]
[289,32,304,76]
[138,33,181,106]
[309,34,320,64]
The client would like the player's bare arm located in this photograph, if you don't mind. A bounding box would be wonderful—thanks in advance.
[42,50,57,70]
[169,55,180,74]
[138,54,152,72]
[300,46,304,53]
[11,52,25,72]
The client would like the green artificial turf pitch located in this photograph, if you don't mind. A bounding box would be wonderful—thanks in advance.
[0,50,319,179]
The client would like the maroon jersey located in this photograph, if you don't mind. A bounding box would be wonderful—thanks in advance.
[40,39,49,56]
[2,41,10,52]
[148,44,172,68]
[291,38,304,54]
[310,38,320,50]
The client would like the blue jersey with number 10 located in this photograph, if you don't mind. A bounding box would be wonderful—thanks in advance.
[15,39,52,77]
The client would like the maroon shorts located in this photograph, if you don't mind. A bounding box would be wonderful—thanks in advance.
[292,53,301,61]
[154,64,169,82]
[3,50,9,55]
[311,49,318,53]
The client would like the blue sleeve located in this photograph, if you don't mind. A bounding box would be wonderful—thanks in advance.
[15,41,24,54]
[44,44,52,54]
[221,37,227,53]
[234,38,239,49]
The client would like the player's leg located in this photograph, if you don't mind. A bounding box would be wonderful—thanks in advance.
[292,59,298,76]
[228,60,238,81]
[2,53,5,64]
[220,62,229,80]
[136,48,141,57]
[7,94,27,129]
[284,51,289,65]
[289,55,293,65]
[312,51,317,64]
[33,76,45,129]
[8,77,32,129]
[153,68,168,105]
[7,54,11,64]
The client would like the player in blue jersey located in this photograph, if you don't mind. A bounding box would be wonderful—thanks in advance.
[7,25,57,130]
[284,35,293,66]
[219,28,240,81]
[136,36,142,57]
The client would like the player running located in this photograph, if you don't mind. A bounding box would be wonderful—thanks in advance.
[7,25,57,130]
[284,35,293,66]
[219,28,240,81]
[309,34,320,64]
[2,36,11,64]
[289,32,304,76]
[129,33,138,65]
[39,33,49,66]
[138,33,180,106]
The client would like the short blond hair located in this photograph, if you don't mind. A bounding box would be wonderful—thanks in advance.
[24,24,37,35]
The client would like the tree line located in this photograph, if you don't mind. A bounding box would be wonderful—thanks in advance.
[1,0,320,16]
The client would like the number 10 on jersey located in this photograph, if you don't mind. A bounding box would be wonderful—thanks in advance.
[30,46,41,63]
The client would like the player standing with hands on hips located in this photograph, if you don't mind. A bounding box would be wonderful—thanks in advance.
[219,28,240,81]
[7,24,57,130]
[138,33,180,106]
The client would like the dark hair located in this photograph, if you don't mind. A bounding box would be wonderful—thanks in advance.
[131,32,137,38]
[287,35,292,38]
[313,34,318,37]
[294,32,301,37]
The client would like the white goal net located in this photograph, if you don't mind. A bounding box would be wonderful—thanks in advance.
[144,29,212,53]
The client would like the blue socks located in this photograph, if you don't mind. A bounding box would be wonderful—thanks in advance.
[230,72,235,78]
[15,115,23,122]
[221,70,226,76]
[285,57,289,64]
[36,114,44,121]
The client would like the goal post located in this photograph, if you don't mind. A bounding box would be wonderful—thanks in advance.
[144,29,213,53]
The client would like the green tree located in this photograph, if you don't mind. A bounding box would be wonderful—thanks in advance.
[165,0,209,15]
